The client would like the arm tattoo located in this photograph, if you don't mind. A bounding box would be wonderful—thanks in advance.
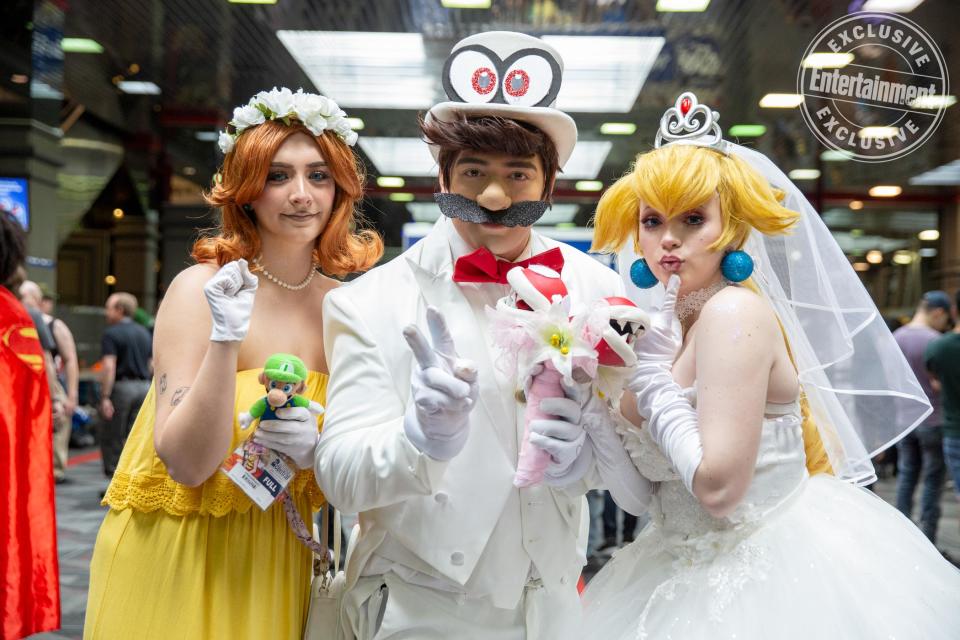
[171,386,190,407]
[158,373,168,394]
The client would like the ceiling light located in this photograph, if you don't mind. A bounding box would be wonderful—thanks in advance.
[656,0,711,11]
[376,176,405,188]
[195,131,219,142]
[866,250,883,264]
[802,53,854,69]
[728,124,766,138]
[853,262,870,272]
[10,74,28,84]
[862,0,925,12]
[821,149,853,161]
[118,81,161,95]
[919,248,938,258]
[541,36,665,113]
[849,200,864,210]
[859,126,898,139]
[869,185,902,197]
[277,31,431,110]
[112,208,124,219]
[909,94,956,109]
[788,169,820,180]
[910,159,960,186]
[357,137,611,180]
[759,93,803,108]
[61,38,103,53]
[893,250,914,265]
[441,0,491,7]
[918,229,940,241]
[345,117,364,130]
[600,122,637,135]
[104,275,117,285]
[575,180,603,192]
[389,192,415,202]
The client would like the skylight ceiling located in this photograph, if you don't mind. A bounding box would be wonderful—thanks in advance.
[276,31,664,113]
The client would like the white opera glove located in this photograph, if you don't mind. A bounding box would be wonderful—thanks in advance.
[627,275,703,492]
[581,393,652,515]
[203,259,258,343]
[253,402,324,469]
[402,307,479,461]
[528,374,594,487]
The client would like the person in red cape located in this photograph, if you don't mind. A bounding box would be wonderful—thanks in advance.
[0,210,60,638]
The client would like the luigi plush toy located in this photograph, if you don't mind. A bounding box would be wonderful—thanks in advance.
[238,353,323,429]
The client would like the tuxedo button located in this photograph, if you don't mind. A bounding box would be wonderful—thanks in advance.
[451,551,464,566]
[434,492,448,504]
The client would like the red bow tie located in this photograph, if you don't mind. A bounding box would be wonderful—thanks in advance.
[452,246,565,284]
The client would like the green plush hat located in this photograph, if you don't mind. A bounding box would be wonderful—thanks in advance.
[263,353,307,383]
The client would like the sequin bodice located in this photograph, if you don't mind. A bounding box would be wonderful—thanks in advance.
[618,387,808,541]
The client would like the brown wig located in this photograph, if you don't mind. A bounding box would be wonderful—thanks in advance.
[193,120,383,278]
[419,113,560,201]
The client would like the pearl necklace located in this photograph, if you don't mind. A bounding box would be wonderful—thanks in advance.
[676,279,729,323]
[252,256,319,291]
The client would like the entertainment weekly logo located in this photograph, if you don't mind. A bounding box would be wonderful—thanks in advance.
[798,12,949,163]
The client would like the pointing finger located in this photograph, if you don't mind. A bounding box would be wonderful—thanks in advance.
[660,275,681,318]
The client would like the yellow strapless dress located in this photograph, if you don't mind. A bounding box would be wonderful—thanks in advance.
[84,369,327,640]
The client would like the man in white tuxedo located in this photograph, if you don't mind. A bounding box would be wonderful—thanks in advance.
[317,31,639,639]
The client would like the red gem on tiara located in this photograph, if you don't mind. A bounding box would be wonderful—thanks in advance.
[472,67,496,95]
[680,96,692,115]
[505,69,530,97]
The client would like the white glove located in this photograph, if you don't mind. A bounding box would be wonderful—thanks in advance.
[203,259,258,343]
[626,275,703,492]
[402,306,479,461]
[528,375,593,486]
[581,392,651,515]
[238,412,255,429]
[253,402,324,469]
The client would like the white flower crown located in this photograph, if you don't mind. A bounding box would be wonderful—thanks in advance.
[218,87,358,154]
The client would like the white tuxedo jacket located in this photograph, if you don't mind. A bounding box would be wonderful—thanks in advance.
[318,218,624,609]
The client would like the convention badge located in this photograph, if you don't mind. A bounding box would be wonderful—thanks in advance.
[221,438,295,510]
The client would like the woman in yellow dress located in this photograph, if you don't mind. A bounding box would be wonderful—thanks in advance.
[84,88,382,639]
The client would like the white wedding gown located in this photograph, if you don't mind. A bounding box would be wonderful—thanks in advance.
[582,388,960,640]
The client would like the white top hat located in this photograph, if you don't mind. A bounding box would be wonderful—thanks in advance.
[425,31,578,168]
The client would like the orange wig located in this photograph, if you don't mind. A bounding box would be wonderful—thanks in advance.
[193,120,382,277]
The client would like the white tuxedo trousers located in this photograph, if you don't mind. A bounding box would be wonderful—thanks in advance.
[342,572,582,640]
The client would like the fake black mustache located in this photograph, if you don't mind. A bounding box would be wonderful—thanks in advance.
[434,193,550,227]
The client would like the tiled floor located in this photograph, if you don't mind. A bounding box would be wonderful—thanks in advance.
[26,449,960,639]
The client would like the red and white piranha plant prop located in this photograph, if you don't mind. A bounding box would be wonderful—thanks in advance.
[488,264,597,487]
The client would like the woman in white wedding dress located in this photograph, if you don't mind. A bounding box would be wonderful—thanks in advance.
[580,93,960,640]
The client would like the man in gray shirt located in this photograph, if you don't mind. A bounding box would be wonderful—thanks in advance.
[893,290,952,543]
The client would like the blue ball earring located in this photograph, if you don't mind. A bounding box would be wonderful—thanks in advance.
[629,258,659,289]
[721,250,754,282]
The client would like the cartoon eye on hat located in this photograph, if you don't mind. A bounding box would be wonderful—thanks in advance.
[443,44,562,109]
